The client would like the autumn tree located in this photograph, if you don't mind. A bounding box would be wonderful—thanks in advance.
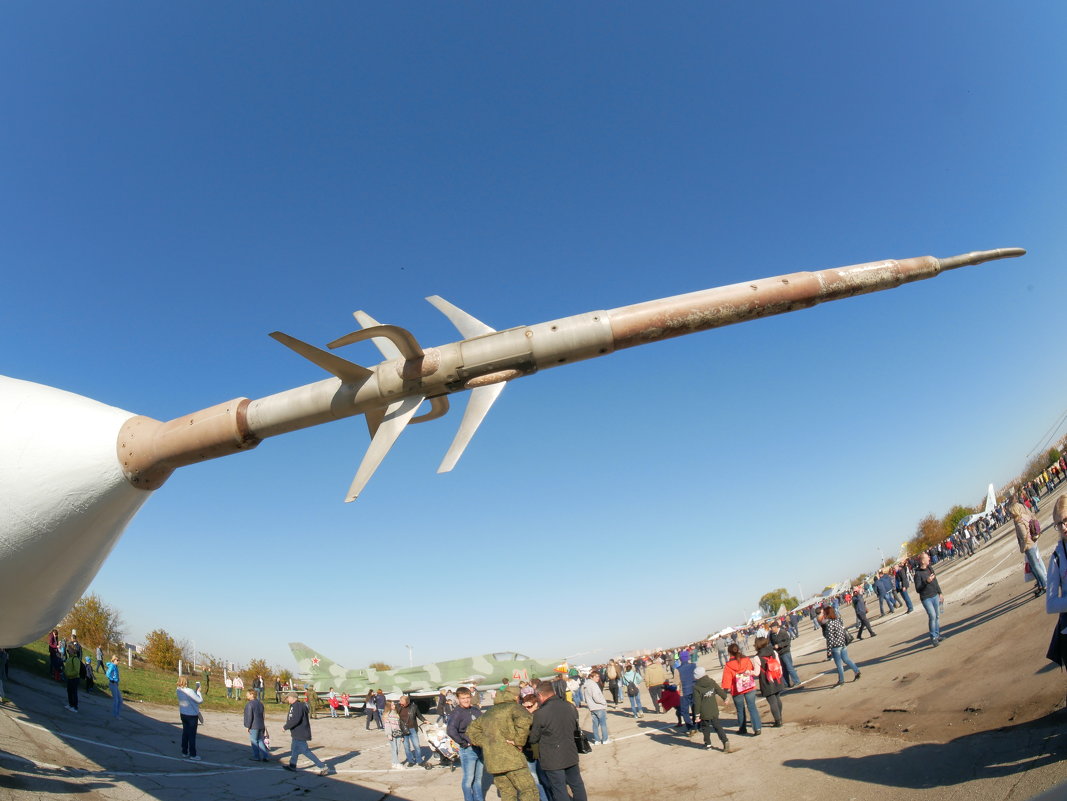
[241,658,271,688]
[368,662,393,671]
[941,505,973,536]
[758,588,799,617]
[142,629,184,672]
[199,652,226,671]
[908,513,943,553]
[276,667,293,685]
[60,593,125,653]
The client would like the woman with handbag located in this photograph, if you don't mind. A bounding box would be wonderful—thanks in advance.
[1011,502,1047,597]
[817,606,861,686]
[383,700,406,770]
[720,643,762,736]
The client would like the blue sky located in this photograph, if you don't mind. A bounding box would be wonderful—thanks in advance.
[3,3,1065,672]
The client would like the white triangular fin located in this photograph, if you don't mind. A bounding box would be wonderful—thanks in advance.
[426,295,496,338]
[437,383,505,473]
[346,395,424,502]
[364,407,386,439]
[352,311,403,360]
[269,332,374,384]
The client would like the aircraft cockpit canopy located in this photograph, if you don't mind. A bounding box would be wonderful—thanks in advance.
[491,652,530,661]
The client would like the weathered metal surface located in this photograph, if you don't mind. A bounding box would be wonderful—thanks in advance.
[118,399,259,490]
[115,247,1025,498]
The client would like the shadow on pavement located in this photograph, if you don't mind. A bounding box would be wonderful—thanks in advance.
[782,712,1067,788]
[0,666,413,801]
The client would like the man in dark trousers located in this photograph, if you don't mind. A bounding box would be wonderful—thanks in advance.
[282,692,330,775]
[243,689,269,762]
[852,587,876,640]
[446,687,485,801]
[894,564,915,613]
[768,620,801,688]
[914,552,944,647]
[528,684,587,801]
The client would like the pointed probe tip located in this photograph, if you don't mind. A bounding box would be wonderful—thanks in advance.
[938,247,1027,271]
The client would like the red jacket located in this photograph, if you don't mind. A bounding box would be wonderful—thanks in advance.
[659,686,681,711]
[721,656,760,696]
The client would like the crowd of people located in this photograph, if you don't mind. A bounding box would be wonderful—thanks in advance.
[17,456,1067,800]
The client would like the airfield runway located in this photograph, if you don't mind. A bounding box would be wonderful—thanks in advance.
[3,514,1067,801]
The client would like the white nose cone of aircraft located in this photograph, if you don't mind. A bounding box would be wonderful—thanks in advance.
[0,376,152,647]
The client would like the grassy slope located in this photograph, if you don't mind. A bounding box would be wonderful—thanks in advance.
[9,639,290,712]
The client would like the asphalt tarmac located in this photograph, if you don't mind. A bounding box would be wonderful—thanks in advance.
[3,503,1067,801]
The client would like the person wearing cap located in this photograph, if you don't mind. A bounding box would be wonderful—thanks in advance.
[62,644,82,713]
[676,650,697,735]
[466,686,538,801]
[692,665,731,753]
[282,692,330,775]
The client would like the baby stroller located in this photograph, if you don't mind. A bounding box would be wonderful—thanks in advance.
[423,723,459,771]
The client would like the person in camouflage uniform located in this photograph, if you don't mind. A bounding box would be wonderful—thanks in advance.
[466,686,538,801]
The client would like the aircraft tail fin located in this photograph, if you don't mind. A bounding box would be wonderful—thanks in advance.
[983,483,997,515]
[289,642,343,689]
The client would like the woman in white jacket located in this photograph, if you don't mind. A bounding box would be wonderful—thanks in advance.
[177,677,204,760]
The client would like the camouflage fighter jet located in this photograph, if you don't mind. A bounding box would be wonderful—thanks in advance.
[290,642,562,698]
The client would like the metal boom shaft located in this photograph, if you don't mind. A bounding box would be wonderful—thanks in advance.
[116,247,1024,498]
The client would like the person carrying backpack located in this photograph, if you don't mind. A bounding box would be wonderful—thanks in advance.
[622,663,644,719]
[754,637,784,727]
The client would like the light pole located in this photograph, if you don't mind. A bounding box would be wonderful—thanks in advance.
[405,645,413,668]
[877,546,886,568]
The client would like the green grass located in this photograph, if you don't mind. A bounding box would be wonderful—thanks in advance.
[10,639,290,712]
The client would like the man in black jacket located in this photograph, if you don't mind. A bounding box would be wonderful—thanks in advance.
[243,690,269,761]
[768,620,801,687]
[851,589,876,641]
[282,692,330,775]
[528,685,586,801]
[914,552,944,647]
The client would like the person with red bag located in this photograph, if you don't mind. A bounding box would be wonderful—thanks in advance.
[720,643,762,736]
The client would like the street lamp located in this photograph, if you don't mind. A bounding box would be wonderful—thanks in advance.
[405,645,413,668]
